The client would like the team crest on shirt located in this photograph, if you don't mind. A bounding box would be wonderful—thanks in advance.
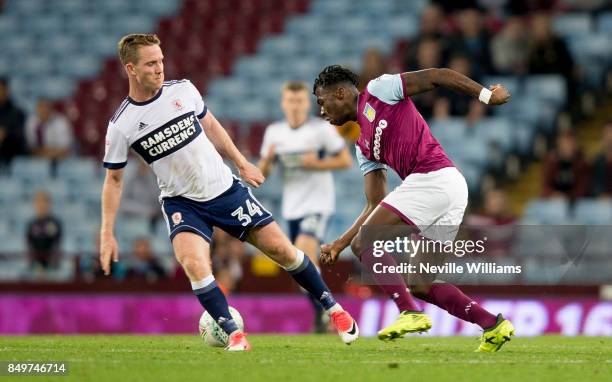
[172,99,184,111]
[171,212,183,226]
[363,103,376,122]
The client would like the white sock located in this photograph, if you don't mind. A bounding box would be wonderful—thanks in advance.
[326,303,343,314]
[190,274,215,290]
[283,248,305,272]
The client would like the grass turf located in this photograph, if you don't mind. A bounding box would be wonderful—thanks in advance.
[1,335,611,382]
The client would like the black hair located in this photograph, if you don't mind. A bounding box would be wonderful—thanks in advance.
[312,65,359,95]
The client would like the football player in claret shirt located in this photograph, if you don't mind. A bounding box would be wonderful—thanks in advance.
[315,65,515,352]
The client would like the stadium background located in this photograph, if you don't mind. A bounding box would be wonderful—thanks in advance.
[0,0,610,337]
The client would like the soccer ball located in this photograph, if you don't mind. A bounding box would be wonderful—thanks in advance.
[198,306,244,347]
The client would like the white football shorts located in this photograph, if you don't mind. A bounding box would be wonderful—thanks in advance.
[380,166,468,242]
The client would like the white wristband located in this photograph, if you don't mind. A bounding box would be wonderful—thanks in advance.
[479,87,492,104]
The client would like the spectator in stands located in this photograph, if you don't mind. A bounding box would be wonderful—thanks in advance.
[466,189,516,226]
[406,38,443,118]
[403,4,449,70]
[120,159,160,230]
[448,7,493,79]
[26,190,62,272]
[0,77,27,169]
[25,99,74,161]
[465,189,516,257]
[127,237,167,282]
[590,121,612,198]
[542,131,590,200]
[357,48,388,91]
[527,12,576,97]
[433,54,486,124]
[491,16,529,75]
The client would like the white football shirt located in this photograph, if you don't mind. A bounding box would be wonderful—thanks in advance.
[260,117,345,220]
[103,79,233,201]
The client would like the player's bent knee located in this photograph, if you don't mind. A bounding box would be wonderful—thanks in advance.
[409,284,431,300]
[266,243,296,266]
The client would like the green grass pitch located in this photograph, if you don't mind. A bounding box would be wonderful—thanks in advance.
[2,335,611,382]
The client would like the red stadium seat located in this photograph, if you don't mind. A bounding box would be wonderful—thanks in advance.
[63,0,311,152]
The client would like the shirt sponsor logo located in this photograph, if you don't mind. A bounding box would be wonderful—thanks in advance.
[363,103,376,123]
[373,119,387,160]
[131,112,201,164]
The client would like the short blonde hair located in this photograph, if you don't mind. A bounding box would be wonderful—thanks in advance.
[117,33,161,65]
[282,81,309,93]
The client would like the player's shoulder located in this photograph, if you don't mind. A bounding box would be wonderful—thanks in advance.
[163,78,190,88]
[366,73,404,104]
[265,120,289,132]
[306,117,334,131]
[108,97,130,126]
[366,73,400,91]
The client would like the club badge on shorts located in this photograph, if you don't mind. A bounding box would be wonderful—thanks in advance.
[172,212,183,226]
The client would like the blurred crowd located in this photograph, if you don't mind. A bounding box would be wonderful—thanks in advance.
[1,0,610,287]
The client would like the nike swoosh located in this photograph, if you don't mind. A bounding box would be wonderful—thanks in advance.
[347,322,357,335]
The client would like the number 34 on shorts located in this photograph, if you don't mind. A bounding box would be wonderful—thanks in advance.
[161,178,274,242]
[231,199,263,226]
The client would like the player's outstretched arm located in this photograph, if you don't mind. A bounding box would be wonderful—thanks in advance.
[321,169,387,265]
[100,168,124,275]
[200,112,264,187]
[400,68,510,105]
[301,147,353,170]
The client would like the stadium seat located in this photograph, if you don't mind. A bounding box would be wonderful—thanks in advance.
[5,0,47,15]
[285,16,326,37]
[524,199,570,224]
[56,203,88,226]
[0,177,21,205]
[385,15,419,39]
[574,199,612,225]
[525,75,567,107]
[22,179,71,204]
[583,226,612,257]
[597,12,612,33]
[454,161,483,191]
[473,118,514,152]
[10,157,51,184]
[310,0,352,16]
[57,55,102,79]
[0,16,19,36]
[38,76,76,100]
[0,259,28,280]
[56,158,99,185]
[553,14,593,37]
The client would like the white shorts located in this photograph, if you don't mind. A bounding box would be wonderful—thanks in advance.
[380,167,468,242]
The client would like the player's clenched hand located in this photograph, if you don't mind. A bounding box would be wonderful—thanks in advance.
[489,84,511,105]
[99,230,119,276]
[239,161,265,188]
[301,152,319,169]
[320,241,344,265]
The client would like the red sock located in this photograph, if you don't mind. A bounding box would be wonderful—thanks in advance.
[423,283,497,329]
[361,249,419,312]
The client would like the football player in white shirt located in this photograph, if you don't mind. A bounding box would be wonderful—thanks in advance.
[99,34,358,351]
[258,81,352,332]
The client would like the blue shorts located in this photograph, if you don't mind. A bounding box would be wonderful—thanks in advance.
[161,178,274,243]
[287,213,329,243]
